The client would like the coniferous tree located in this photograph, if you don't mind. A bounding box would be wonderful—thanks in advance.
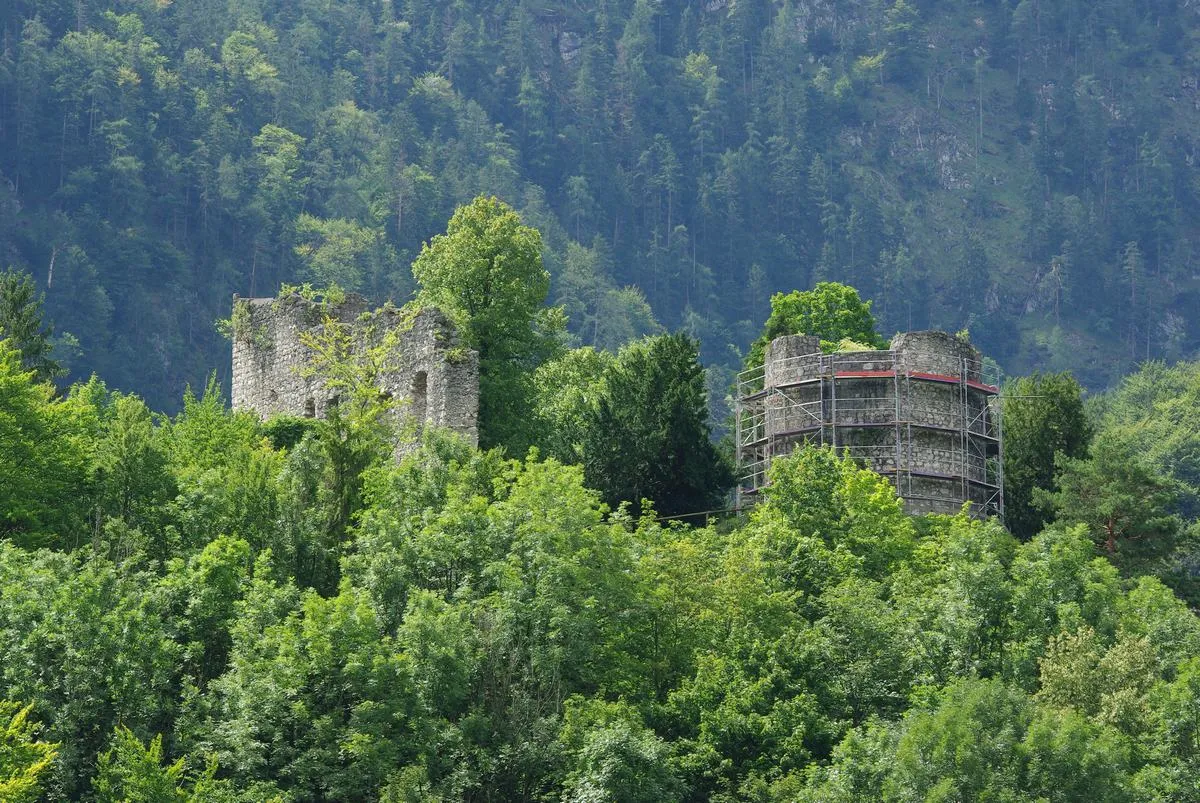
[1002,372,1092,540]
[0,270,61,383]
[582,332,731,518]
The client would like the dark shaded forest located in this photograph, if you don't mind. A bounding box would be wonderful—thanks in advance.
[2,0,1200,410]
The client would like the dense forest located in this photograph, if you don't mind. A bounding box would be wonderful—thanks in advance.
[2,0,1200,409]
[5,0,1200,799]
[3,193,1200,798]
[2,306,1200,799]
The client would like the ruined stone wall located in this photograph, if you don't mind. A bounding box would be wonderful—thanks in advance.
[891,330,983,380]
[230,292,479,447]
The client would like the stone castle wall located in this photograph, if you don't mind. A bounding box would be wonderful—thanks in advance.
[230,292,479,447]
[748,330,1001,517]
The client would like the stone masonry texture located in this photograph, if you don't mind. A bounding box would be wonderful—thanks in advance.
[230,292,479,448]
[745,330,1002,517]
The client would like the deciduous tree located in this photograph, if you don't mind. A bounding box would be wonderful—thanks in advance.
[746,282,885,369]
[412,196,563,453]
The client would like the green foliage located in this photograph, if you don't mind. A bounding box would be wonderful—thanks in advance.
[294,214,393,291]
[1002,371,1092,540]
[3,248,1200,803]
[164,379,284,561]
[888,679,1030,801]
[0,395,1197,802]
[0,340,91,546]
[0,702,58,803]
[218,300,270,349]
[1040,434,1182,575]
[754,447,917,590]
[559,698,683,802]
[0,545,180,798]
[0,270,62,382]
[529,337,732,519]
[198,579,417,800]
[582,333,731,518]
[4,0,1200,410]
[93,394,176,556]
[746,283,886,369]
[92,727,237,803]
[1092,360,1200,517]
[531,346,613,465]
[290,311,419,590]
[261,413,320,450]
[413,196,563,453]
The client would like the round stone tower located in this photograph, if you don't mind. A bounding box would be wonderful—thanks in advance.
[736,330,1002,518]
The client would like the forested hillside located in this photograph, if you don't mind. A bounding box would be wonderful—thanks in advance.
[2,0,1199,408]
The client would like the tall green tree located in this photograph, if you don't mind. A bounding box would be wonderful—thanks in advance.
[0,270,61,383]
[412,196,563,453]
[1003,372,1092,540]
[582,333,731,518]
[0,341,90,546]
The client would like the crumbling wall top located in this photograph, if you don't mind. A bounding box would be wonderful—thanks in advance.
[889,330,982,380]
[763,335,821,386]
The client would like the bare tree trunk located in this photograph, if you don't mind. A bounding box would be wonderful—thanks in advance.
[47,245,58,288]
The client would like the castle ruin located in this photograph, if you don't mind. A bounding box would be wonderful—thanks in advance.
[736,331,1003,518]
[230,292,479,447]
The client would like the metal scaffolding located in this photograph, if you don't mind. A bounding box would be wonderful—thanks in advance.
[735,346,1003,519]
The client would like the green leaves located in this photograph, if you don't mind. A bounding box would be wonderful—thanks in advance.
[93,728,205,803]
[0,340,91,546]
[0,702,58,803]
[413,196,562,453]
[0,270,62,383]
[0,544,180,798]
[293,214,394,292]
[1002,371,1092,540]
[560,698,682,803]
[580,333,731,518]
[1041,434,1182,573]
[746,282,885,369]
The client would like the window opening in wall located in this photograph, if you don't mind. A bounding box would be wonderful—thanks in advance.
[304,397,315,418]
[412,371,428,425]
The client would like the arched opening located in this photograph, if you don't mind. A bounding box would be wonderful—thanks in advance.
[304,397,315,418]
[411,371,428,426]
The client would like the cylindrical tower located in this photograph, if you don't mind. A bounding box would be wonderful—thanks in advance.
[735,330,1002,518]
